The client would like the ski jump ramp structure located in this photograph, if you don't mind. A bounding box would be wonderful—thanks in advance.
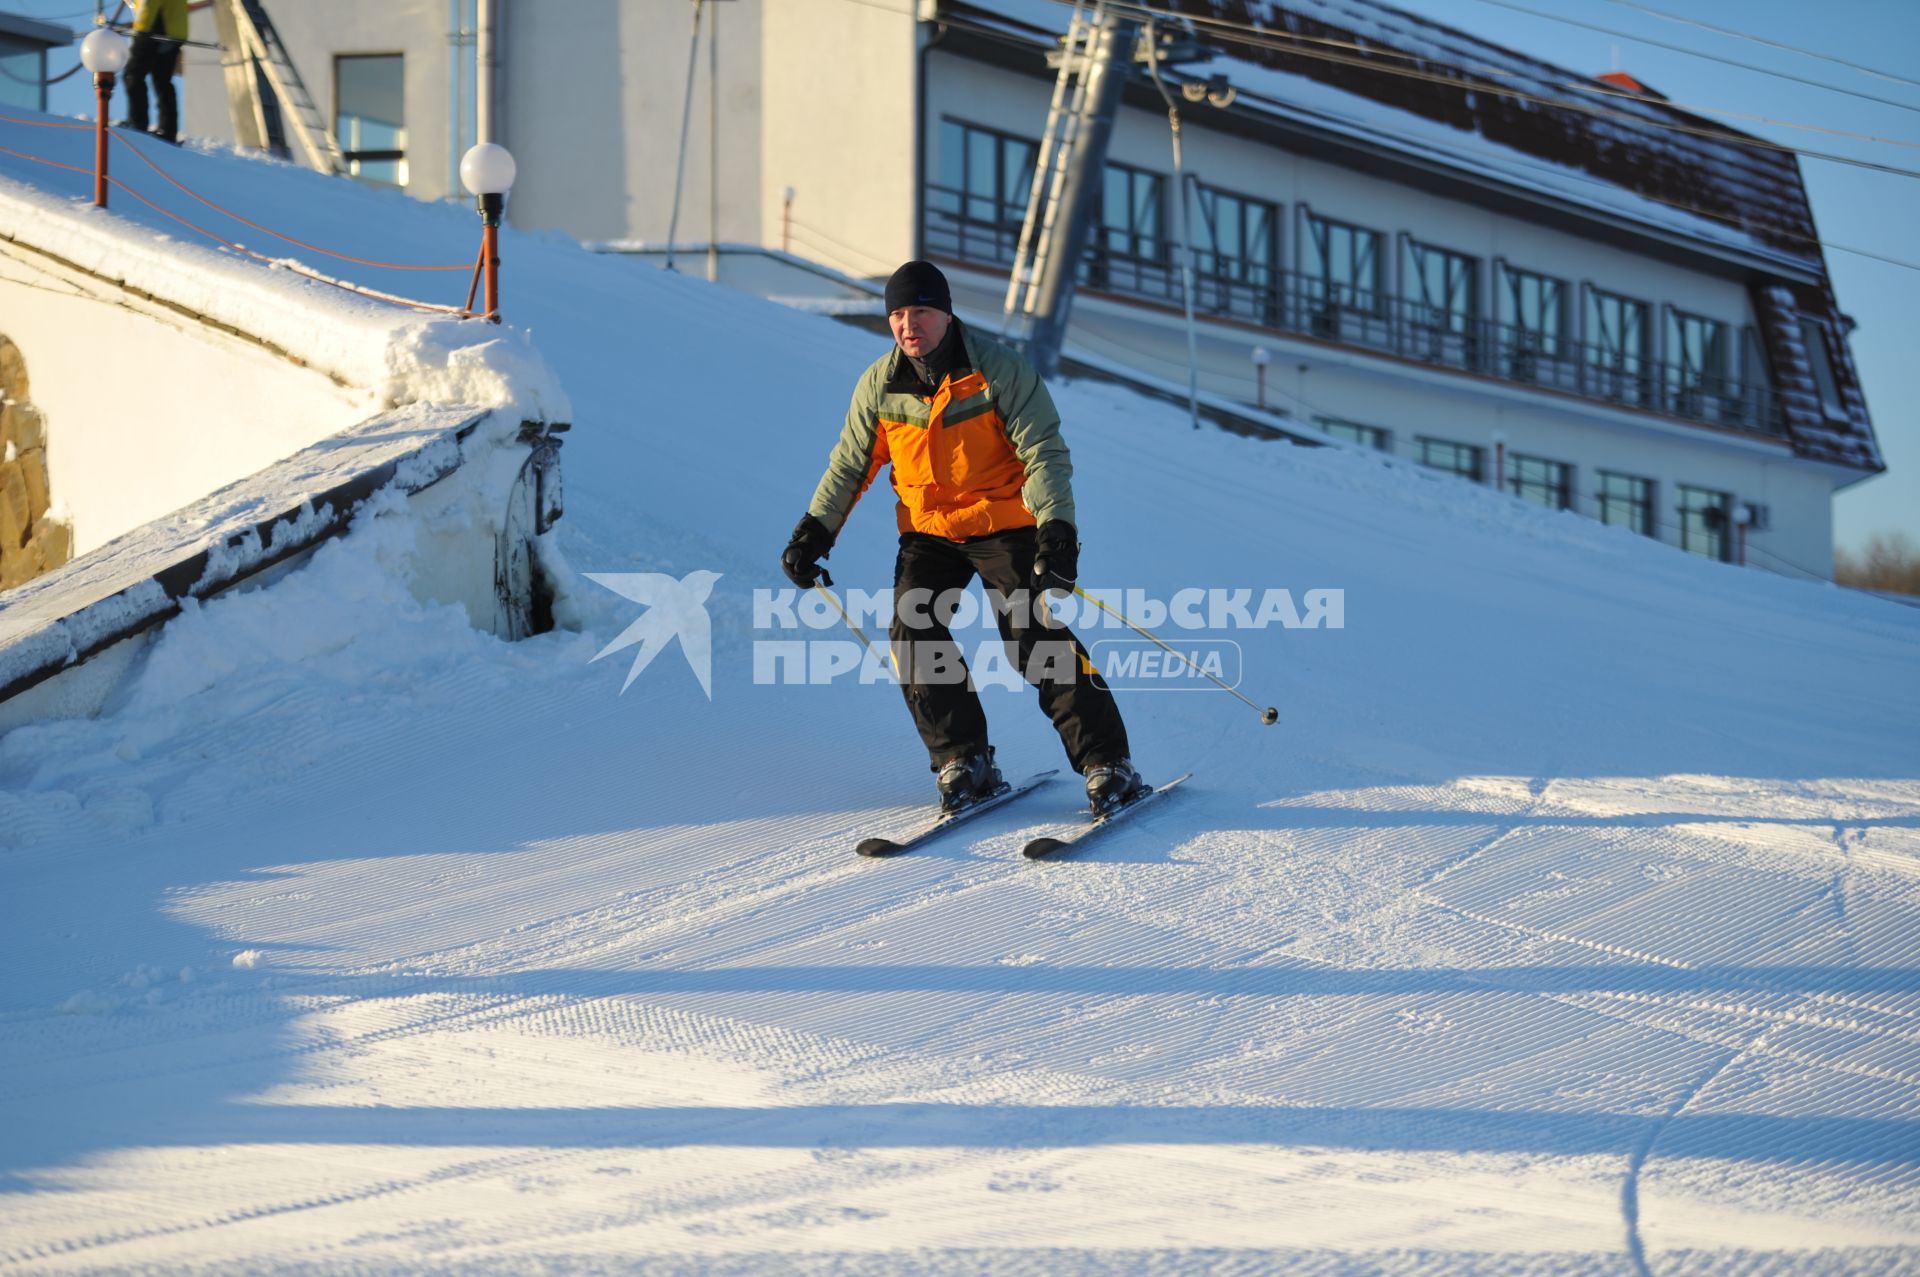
[0,113,569,732]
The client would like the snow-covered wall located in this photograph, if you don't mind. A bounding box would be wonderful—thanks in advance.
[0,252,365,556]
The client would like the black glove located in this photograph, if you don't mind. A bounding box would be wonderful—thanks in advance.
[781,513,835,588]
[1033,519,1079,593]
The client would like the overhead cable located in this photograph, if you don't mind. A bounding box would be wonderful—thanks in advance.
[1604,0,1920,93]
[1065,0,1920,178]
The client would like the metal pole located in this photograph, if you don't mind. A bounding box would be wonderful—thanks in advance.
[480,192,503,322]
[664,0,704,273]
[1023,13,1138,379]
[93,72,112,207]
[1144,25,1201,432]
[707,0,719,283]
[476,0,496,145]
[1071,586,1278,725]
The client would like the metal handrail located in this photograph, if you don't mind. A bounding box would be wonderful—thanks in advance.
[924,195,1788,438]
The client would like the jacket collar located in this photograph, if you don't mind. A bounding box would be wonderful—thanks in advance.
[883,315,974,395]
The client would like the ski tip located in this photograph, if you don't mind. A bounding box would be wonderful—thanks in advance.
[1022,837,1070,860]
[856,838,904,858]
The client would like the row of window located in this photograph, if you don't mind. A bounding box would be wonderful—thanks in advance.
[928,117,1848,429]
[1318,418,1738,561]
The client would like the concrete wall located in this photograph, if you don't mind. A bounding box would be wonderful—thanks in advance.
[0,257,366,556]
[182,0,769,249]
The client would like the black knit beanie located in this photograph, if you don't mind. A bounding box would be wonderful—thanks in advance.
[884,260,952,314]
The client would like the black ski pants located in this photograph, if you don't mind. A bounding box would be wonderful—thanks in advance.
[889,528,1128,775]
[123,34,182,141]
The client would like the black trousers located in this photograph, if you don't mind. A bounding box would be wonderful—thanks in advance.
[124,34,182,140]
[889,528,1128,775]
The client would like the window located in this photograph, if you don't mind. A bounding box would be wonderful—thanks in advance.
[1666,310,1730,419]
[1302,213,1382,316]
[1507,454,1571,509]
[1499,265,1566,377]
[1585,288,1651,408]
[1315,417,1390,450]
[1799,318,1847,419]
[1677,484,1732,561]
[1597,471,1654,536]
[1089,161,1165,292]
[336,54,407,187]
[1403,239,1478,341]
[1417,437,1483,481]
[0,37,46,112]
[929,119,1037,266]
[1193,184,1278,322]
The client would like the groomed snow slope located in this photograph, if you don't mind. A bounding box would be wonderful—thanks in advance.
[2,119,1919,1275]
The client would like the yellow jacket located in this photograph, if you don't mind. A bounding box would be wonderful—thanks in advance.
[133,0,190,40]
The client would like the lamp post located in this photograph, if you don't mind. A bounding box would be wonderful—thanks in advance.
[1491,430,1507,489]
[1250,345,1271,411]
[80,27,129,209]
[460,142,516,323]
[782,185,795,255]
[1733,501,1751,566]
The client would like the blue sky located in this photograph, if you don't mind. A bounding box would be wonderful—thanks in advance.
[13,0,1916,554]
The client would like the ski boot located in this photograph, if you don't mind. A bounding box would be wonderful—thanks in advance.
[1084,758,1146,816]
[936,747,1006,814]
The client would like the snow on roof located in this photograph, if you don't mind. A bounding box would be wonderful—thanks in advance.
[943,0,1883,472]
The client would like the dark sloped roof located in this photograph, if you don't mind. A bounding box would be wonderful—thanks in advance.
[946,0,1883,473]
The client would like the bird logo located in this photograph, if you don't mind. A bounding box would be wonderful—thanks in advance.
[585,570,722,697]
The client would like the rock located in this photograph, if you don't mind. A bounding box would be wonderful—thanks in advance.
[18,446,49,523]
[0,336,25,403]
[0,463,28,550]
[2,400,46,454]
[32,515,72,569]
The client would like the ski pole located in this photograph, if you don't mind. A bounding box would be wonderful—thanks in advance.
[812,572,899,676]
[1070,585,1280,725]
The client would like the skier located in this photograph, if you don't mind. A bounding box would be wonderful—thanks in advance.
[782,260,1142,815]
[121,0,189,144]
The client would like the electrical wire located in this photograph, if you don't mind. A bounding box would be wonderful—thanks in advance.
[0,60,83,87]
[109,130,471,271]
[784,217,899,275]
[1604,0,1920,93]
[1462,0,1920,116]
[1075,0,1920,150]
[934,13,1920,274]
[1063,0,1920,179]
[0,135,478,314]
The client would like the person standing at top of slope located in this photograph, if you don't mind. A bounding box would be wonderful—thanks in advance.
[781,260,1142,815]
[122,0,190,143]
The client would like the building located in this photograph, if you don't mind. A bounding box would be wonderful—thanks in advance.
[178,0,1884,580]
[0,10,70,114]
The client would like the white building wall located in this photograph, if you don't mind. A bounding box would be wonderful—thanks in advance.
[182,1,768,248]
[758,1,921,279]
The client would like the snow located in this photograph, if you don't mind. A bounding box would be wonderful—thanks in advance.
[1,108,1918,1273]
[965,0,1811,272]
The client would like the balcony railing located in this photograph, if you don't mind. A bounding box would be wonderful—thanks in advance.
[924,194,1788,439]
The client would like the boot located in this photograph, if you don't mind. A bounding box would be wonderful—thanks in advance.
[1084,758,1144,814]
[936,747,1005,813]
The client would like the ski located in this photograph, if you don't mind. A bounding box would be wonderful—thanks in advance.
[856,770,1059,858]
[1021,772,1193,860]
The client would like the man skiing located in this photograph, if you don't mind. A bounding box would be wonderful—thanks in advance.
[782,260,1142,815]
